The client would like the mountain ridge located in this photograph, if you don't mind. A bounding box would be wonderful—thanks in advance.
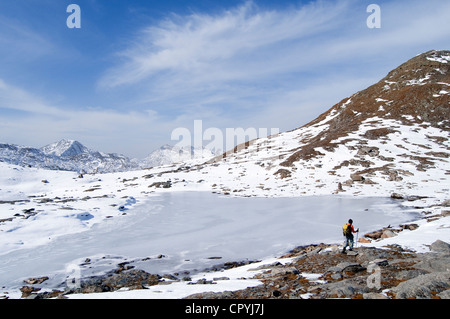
[0,140,214,173]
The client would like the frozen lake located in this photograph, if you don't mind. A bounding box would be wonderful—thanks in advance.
[0,192,419,292]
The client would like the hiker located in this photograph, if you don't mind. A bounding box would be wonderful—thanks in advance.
[342,219,359,253]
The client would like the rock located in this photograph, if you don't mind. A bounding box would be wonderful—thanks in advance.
[330,273,343,280]
[318,278,364,298]
[73,269,161,295]
[149,181,172,188]
[272,290,282,297]
[392,272,450,299]
[20,286,41,298]
[274,169,291,179]
[395,269,428,281]
[306,247,322,256]
[391,193,404,199]
[363,292,389,299]
[345,250,358,256]
[357,146,379,157]
[335,262,366,273]
[270,267,300,276]
[437,289,450,299]
[350,174,365,182]
[368,259,389,267]
[441,199,450,207]
[358,238,372,243]
[24,276,49,285]
[387,170,403,182]
[364,230,384,240]
[429,240,450,254]
[213,277,230,281]
[326,266,343,274]
[381,229,397,238]
[356,247,389,264]
[400,223,419,231]
[414,255,450,273]
[190,278,214,285]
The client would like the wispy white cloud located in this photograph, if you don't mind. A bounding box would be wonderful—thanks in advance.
[98,0,450,126]
[99,0,351,89]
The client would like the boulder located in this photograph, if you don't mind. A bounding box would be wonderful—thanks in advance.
[437,289,450,299]
[24,276,49,285]
[270,267,300,276]
[364,230,384,240]
[381,229,397,238]
[368,259,389,267]
[391,193,404,199]
[429,240,450,254]
[274,169,292,179]
[149,181,172,188]
[392,272,450,299]
[400,223,419,231]
[363,292,389,299]
[335,262,366,273]
[357,147,379,157]
[350,174,365,182]
[414,255,450,273]
[20,286,41,298]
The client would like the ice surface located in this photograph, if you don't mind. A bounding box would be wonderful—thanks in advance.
[0,191,419,293]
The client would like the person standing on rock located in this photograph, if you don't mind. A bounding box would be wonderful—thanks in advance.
[342,219,359,253]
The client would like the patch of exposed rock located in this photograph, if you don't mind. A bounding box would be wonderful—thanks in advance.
[184,240,450,300]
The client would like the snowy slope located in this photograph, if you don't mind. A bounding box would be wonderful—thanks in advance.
[173,50,449,199]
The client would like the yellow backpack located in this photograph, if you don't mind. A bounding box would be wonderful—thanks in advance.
[343,224,351,236]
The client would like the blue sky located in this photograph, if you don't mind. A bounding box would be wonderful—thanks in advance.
[0,0,449,158]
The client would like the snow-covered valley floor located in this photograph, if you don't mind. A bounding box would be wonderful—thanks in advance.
[0,162,449,299]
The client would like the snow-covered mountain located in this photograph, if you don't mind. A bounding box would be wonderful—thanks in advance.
[41,139,89,157]
[188,49,449,197]
[140,144,215,167]
[0,139,138,173]
[0,139,215,173]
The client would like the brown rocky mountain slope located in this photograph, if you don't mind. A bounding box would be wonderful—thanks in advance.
[192,50,450,197]
[281,49,450,167]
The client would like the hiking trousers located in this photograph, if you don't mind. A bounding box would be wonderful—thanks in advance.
[343,235,354,251]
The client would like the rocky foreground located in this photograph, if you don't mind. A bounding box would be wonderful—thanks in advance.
[186,240,450,299]
[18,240,450,300]
[17,213,450,300]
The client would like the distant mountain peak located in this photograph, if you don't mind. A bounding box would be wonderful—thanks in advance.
[142,144,214,167]
[41,139,88,157]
